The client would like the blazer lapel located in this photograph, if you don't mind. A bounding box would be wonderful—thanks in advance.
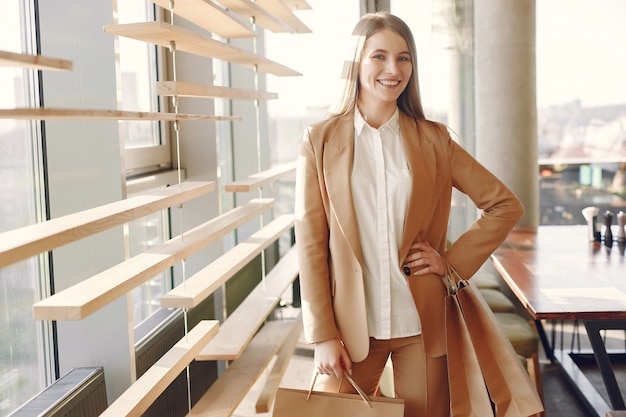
[323,113,364,266]
[399,114,439,263]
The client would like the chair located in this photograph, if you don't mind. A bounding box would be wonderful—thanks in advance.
[478,288,516,313]
[472,271,502,290]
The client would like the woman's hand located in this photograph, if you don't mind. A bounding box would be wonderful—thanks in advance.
[403,241,445,276]
[314,338,352,379]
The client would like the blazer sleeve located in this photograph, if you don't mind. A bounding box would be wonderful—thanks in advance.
[443,130,525,279]
[294,127,341,344]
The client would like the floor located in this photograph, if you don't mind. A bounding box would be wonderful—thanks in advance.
[233,319,625,417]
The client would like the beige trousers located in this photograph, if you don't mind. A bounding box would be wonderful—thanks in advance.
[314,335,450,417]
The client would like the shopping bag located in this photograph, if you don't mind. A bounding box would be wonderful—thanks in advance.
[444,276,494,417]
[455,278,544,417]
[272,372,404,417]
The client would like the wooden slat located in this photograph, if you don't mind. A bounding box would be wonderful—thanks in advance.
[0,50,73,71]
[196,246,299,361]
[103,21,301,77]
[255,316,303,413]
[0,108,240,121]
[161,214,294,309]
[254,0,311,33]
[151,0,255,38]
[157,81,278,101]
[214,0,291,33]
[0,181,214,269]
[32,198,274,321]
[224,161,296,192]
[188,318,301,417]
[101,320,220,417]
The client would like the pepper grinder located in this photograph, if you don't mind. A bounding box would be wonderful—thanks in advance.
[603,210,613,247]
[582,206,600,242]
[617,211,626,243]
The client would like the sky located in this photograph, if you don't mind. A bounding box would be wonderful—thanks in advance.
[265,0,626,116]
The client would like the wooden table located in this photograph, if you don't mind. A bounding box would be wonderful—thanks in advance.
[491,225,626,417]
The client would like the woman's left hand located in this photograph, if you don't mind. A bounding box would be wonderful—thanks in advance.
[403,241,445,276]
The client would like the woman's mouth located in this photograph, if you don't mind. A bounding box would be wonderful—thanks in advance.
[378,79,401,86]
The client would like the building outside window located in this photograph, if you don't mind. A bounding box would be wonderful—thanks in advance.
[537,0,626,225]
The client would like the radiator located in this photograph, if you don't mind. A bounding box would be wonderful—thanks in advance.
[9,367,107,417]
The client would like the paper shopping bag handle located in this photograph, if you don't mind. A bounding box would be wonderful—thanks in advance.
[307,371,373,408]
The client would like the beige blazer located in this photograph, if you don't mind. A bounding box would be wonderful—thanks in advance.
[294,111,524,361]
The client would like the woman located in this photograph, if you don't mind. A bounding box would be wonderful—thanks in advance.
[294,11,524,417]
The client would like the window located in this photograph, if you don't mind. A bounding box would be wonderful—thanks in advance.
[114,0,172,326]
[116,0,170,177]
[537,0,626,225]
[0,1,54,415]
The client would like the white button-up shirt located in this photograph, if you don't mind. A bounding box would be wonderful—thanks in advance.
[351,108,421,340]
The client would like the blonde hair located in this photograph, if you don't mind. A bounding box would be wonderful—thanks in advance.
[329,12,425,119]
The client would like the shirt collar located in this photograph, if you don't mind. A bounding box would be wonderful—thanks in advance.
[354,107,401,136]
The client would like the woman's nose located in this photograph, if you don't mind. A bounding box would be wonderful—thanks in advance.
[385,59,399,74]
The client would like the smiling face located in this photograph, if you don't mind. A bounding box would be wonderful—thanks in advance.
[357,28,412,114]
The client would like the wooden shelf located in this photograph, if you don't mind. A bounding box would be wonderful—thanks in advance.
[189,318,301,417]
[196,246,299,361]
[0,108,240,122]
[32,198,274,321]
[103,21,301,77]
[255,316,303,413]
[0,50,73,71]
[161,214,294,309]
[0,181,214,269]
[255,0,312,33]
[151,0,255,39]
[212,0,291,33]
[157,81,278,101]
[225,160,296,192]
[101,320,219,417]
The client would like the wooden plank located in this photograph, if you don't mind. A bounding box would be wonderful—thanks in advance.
[255,316,303,413]
[103,21,301,77]
[161,214,294,309]
[213,0,291,33]
[32,198,274,321]
[196,246,299,361]
[0,50,73,71]
[0,181,214,269]
[188,318,301,417]
[254,0,311,33]
[157,81,278,101]
[224,161,296,192]
[151,0,255,38]
[101,320,220,417]
[0,108,240,121]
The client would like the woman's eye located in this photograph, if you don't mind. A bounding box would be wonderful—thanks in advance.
[399,56,410,62]
[372,54,384,60]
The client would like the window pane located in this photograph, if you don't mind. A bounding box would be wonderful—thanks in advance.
[0,1,49,415]
[537,0,626,225]
[129,211,170,326]
[117,1,160,149]
[265,1,359,252]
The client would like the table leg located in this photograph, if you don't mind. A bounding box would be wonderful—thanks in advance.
[584,320,626,410]
[535,319,554,362]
